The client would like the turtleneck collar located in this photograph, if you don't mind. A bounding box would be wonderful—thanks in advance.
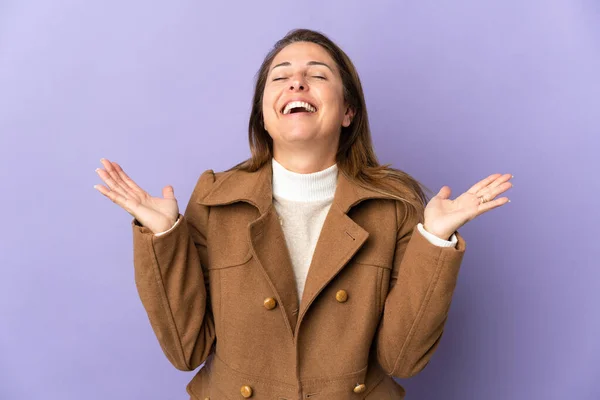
[271,157,338,202]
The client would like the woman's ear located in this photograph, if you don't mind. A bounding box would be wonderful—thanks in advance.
[342,106,355,128]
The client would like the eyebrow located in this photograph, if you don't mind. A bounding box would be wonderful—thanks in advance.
[270,61,334,74]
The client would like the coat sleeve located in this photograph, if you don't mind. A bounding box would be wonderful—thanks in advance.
[131,169,216,371]
[374,199,466,378]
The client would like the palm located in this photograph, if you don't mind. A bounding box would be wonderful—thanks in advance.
[144,195,179,220]
[94,158,180,233]
[132,195,179,230]
[423,173,513,239]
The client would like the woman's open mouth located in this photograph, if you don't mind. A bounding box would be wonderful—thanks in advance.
[281,101,317,115]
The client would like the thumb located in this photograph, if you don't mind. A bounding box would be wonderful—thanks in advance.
[436,185,452,200]
[162,185,176,199]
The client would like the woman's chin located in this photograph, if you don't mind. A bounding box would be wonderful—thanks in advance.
[278,130,321,143]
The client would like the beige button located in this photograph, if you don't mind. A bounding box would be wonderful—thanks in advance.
[336,289,348,303]
[241,385,253,398]
[353,383,366,393]
[204,397,210,400]
[263,297,277,310]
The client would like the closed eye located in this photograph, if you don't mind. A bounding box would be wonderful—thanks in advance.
[313,76,326,80]
[272,77,287,81]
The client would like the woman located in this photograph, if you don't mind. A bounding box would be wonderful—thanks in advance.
[94,29,512,400]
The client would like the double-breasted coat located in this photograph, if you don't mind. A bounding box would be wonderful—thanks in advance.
[131,159,466,399]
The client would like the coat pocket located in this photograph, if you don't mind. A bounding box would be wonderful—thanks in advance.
[300,363,369,399]
[335,254,392,321]
[206,247,253,270]
[349,237,394,317]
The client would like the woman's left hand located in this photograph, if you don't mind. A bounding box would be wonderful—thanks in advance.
[423,173,514,240]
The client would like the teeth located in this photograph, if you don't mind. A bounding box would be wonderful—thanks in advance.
[282,101,317,115]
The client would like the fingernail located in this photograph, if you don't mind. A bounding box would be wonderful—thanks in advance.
[93,185,97,189]
[95,168,100,172]
[508,199,511,203]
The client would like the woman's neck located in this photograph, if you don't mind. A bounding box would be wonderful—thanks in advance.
[272,157,338,202]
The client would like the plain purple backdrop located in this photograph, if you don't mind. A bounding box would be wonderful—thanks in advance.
[0,1,598,399]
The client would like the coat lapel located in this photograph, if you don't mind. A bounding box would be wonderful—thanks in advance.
[197,158,398,337]
[296,204,369,321]
[247,206,301,335]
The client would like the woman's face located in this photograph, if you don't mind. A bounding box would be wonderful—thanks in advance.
[262,41,353,151]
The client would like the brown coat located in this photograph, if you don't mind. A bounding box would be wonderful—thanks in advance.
[131,159,466,400]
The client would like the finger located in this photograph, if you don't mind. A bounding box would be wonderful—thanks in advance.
[488,181,513,198]
[478,180,513,202]
[480,173,513,193]
[477,196,510,214]
[436,186,452,200]
[162,185,175,200]
[96,167,129,199]
[466,173,503,195]
[94,183,138,214]
[100,159,141,201]
[111,161,148,199]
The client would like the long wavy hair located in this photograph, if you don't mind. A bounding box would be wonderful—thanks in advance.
[228,28,432,220]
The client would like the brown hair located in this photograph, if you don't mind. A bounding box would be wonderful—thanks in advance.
[228,28,432,220]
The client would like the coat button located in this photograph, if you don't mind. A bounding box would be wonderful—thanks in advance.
[263,297,277,310]
[336,289,348,303]
[353,383,366,393]
[240,385,253,398]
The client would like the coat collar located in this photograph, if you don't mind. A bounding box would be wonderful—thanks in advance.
[197,158,401,337]
[198,158,397,213]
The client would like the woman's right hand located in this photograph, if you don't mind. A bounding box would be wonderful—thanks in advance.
[94,158,180,234]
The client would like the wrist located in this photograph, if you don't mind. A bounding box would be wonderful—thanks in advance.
[422,223,451,241]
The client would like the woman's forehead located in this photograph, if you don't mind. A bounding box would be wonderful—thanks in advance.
[271,42,336,69]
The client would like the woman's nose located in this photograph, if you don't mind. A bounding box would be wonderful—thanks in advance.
[289,76,306,91]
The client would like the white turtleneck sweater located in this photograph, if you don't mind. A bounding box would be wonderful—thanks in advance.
[155,158,457,302]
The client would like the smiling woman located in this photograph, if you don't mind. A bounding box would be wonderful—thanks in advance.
[238,29,433,211]
[261,41,355,171]
[95,28,512,400]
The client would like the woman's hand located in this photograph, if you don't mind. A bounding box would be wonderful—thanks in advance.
[93,158,180,234]
[423,173,513,240]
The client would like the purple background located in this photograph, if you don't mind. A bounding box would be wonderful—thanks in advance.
[1,1,598,399]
